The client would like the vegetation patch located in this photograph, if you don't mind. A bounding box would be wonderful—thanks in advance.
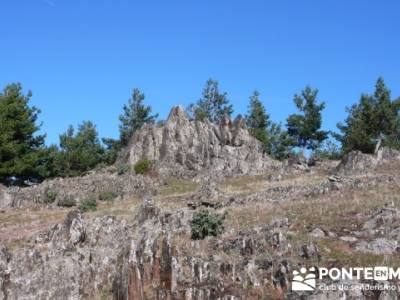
[79,195,97,212]
[99,191,118,202]
[42,189,57,204]
[116,164,131,175]
[191,209,225,240]
[57,196,76,207]
[134,158,151,175]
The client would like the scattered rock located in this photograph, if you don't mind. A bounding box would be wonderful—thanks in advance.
[339,236,358,243]
[298,244,319,259]
[328,175,343,183]
[355,238,399,255]
[187,176,225,209]
[362,207,399,231]
[4,169,156,209]
[309,228,326,238]
[287,153,309,171]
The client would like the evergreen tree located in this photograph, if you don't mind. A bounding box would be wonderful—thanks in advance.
[101,137,121,165]
[268,123,294,160]
[286,86,328,152]
[0,83,46,184]
[245,91,293,160]
[245,90,270,151]
[246,90,270,146]
[119,88,158,146]
[189,79,233,122]
[56,121,105,177]
[335,77,400,153]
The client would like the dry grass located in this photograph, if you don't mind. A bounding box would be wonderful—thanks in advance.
[223,179,400,268]
[3,160,400,273]
[157,178,199,197]
[225,181,400,233]
[219,173,326,196]
[0,208,69,246]
[91,196,140,219]
[0,195,141,248]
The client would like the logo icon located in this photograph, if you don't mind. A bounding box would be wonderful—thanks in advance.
[292,267,316,291]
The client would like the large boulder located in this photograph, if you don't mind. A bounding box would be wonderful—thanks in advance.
[121,106,279,175]
[336,151,377,174]
[336,147,400,175]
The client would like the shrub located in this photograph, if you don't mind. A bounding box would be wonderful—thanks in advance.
[57,196,76,207]
[99,191,118,202]
[190,210,225,240]
[79,195,97,212]
[116,164,131,175]
[134,158,151,175]
[43,189,57,204]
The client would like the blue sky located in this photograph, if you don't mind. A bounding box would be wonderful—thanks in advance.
[1,0,399,145]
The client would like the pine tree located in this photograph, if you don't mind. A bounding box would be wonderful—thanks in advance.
[189,79,233,122]
[119,88,158,146]
[268,122,294,160]
[335,77,400,153]
[0,83,46,184]
[286,86,328,152]
[245,90,293,159]
[246,90,270,146]
[56,121,105,177]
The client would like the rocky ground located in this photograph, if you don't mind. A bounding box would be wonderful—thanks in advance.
[1,109,400,299]
[0,153,399,299]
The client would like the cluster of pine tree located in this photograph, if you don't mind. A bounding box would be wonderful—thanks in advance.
[0,77,398,185]
[0,85,156,184]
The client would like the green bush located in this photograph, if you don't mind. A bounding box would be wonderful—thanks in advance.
[134,158,151,175]
[43,189,57,204]
[79,195,97,212]
[99,191,118,202]
[116,164,131,175]
[57,196,76,207]
[190,210,225,240]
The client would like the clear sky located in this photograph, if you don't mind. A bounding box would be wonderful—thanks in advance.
[1,0,399,145]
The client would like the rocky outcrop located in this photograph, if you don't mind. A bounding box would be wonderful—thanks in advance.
[0,184,12,209]
[0,198,302,299]
[121,106,280,175]
[1,211,133,299]
[4,169,156,208]
[336,147,400,174]
[2,176,400,299]
[116,200,295,300]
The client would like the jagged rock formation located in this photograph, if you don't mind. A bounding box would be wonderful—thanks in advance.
[121,106,280,175]
[0,211,133,299]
